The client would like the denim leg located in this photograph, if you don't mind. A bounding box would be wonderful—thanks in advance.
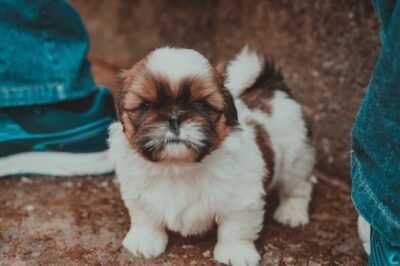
[368,228,400,265]
[351,0,400,246]
[0,0,96,107]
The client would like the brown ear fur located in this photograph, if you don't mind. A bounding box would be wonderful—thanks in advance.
[221,87,239,127]
[116,69,129,121]
[116,57,148,135]
[216,61,226,74]
[116,69,134,137]
[213,67,238,128]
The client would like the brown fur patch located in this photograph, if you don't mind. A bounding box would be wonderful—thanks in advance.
[240,88,274,114]
[178,77,224,111]
[215,62,226,74]
[210,115,229,151]
[238,55,291,115]
[120,112,134,139]
[117,57,148,135]
[247,120,275,186]
[125,73,172,110]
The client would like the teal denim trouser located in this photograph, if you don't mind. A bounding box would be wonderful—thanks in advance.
[352,0,400,248]
[0,0,96,107]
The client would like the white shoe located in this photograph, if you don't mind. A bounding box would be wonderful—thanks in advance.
[357,215,371,255]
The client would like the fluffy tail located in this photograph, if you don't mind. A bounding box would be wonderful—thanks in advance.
[225,46,284,97]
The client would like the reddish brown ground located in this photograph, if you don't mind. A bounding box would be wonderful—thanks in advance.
[0,171,365,265]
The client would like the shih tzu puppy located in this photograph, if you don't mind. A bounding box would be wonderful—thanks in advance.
[108,47,315,266]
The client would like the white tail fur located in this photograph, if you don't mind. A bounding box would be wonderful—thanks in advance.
[225,46,264,97]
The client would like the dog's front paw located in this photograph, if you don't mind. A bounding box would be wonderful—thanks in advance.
[214,241,260,266]
[123,227,168,259]
[273,199,309,227]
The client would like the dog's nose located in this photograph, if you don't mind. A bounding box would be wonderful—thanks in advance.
[168,114,181,134]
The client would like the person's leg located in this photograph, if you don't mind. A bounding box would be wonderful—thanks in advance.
[351,0,400,263]
[0,0,116,176]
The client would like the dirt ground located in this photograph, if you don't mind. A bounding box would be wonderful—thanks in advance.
[0,170,365,266]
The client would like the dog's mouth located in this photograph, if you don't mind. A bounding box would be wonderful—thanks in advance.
[137,123,211,162]
[164,138,192,147]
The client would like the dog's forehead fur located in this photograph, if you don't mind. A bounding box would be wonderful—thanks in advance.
[122,47,224,110]
[146,47,212,82]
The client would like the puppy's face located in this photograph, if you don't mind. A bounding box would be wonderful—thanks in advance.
[118,48,238,163]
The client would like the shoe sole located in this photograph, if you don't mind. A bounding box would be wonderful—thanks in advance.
[0,150,114,177]
[358,215,371,255]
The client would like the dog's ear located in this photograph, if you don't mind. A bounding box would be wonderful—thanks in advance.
[221,87,239,127]
[117,69,136,138]
[215,61,226,75]
[213,66,238,127]
[116,69,129,122]
[118,69,129,88]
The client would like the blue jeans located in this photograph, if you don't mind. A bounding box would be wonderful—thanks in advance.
[0,0,96,107]
[352,0,400,247]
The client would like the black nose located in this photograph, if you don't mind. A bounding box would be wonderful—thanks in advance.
[168,114,181,134]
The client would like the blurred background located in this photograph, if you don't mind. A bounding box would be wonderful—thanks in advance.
[71,0,380,180]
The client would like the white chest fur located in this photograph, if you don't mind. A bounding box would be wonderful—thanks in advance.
[130,169,217,236]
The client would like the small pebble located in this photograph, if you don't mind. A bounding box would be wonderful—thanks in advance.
[101,181,109,187]
[32,251,41,257]
[283,256,294,263]
[189,260,197,265]
[21,177,32,184]
[24,205,35,212]
[64,181,74,188]
[202,250,211,258]
[183,244,194,249]
[167,253,178,259]
[182,255,188,259]
[311,69,320,77]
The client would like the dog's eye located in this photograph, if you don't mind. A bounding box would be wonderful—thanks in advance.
[193,101,208,110]
[139,101,151,110]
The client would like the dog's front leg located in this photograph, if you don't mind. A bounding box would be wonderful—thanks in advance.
[214,208,263,266]
[122,204,168,259]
